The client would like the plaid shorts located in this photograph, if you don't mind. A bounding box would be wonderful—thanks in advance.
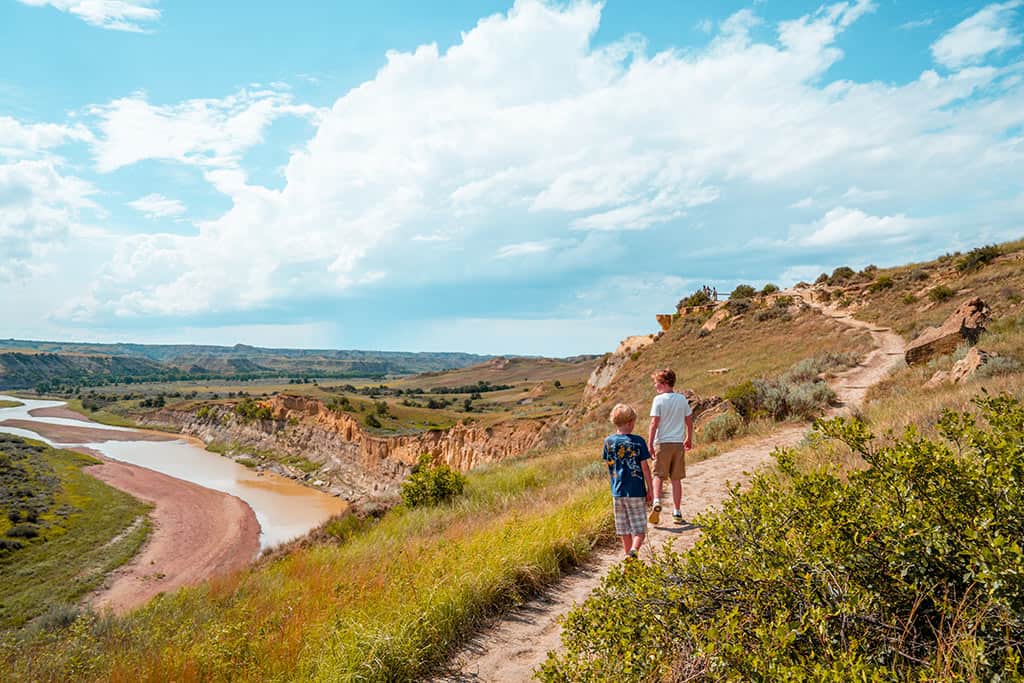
[613,496,648,536]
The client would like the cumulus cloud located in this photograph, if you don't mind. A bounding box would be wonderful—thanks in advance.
[0,116,92,159]
[931,1,1022,69]
[87,87,321,173]
[798,207,922,247]
[17,0,160,32]
[59,0,1024,325]
[0,160,97,281]
[128,193,186,219]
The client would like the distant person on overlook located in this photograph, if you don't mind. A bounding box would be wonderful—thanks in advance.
[648,368,693,525]
[602,403,653,559]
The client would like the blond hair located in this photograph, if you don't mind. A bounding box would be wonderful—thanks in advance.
[609,403,637,426]
[651,368,676,387]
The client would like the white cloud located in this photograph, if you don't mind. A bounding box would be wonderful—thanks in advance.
[17,0,160,33]
[87,87,321,173]
[0,160,97,282]
[842,186,891,201]
[790,196,816,209]
[495,238,575,259]
[696,18,713,34]
[798,207,922,247]
[931,1,1023,69]
[0,116,92,159]
[58,0,1024,325]
[900,17,935,30]
[128,193,186,219]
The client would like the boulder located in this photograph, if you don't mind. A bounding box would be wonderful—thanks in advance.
[904,298,991,366]
[949,347,994,384]
[923,370,949,390]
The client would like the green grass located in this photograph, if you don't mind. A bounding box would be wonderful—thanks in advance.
[0,437,151,632]
[0,400,23,409]
[205,441,321,474]
[62,398,149,429]
[2,439,613,682]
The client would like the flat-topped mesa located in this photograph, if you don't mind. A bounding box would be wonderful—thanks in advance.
[151,394,551,503]
[905,298,992,366]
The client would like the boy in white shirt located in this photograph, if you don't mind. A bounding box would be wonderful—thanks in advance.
[647,368,693,524]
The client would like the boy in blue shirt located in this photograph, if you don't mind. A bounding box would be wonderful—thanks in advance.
[602,403,654,559]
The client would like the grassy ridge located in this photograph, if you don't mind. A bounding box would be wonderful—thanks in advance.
[3,440,612,681]
[0,437,150,631]
[0,400,23,409]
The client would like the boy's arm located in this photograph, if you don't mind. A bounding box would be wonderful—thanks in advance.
[641,460,653,505]
[684,414,694,450]
[648,416,660,449]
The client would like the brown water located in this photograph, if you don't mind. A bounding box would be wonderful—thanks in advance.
[0,395,347,550]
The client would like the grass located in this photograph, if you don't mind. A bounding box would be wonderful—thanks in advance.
[62,398,149,429]
[205,441,322,475]
[0,400,23,409]
[2,438,614,682]
[0,437,151,631]
[847,238,1024,339]
[582,305,873,437]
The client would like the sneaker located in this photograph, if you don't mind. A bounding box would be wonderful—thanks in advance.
[672,511,684,524]
[648,501,661,524]
[627,549,638,559]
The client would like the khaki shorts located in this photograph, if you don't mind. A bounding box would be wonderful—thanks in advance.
[653,442,686,480]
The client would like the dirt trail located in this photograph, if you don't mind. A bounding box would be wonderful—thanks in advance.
[435,296,906,682]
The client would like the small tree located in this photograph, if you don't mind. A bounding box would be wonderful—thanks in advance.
[761,283,779,295]
[400,455,467,508]
[730,284,756,300]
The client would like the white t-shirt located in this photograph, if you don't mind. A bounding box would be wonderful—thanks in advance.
[650,392,692,444]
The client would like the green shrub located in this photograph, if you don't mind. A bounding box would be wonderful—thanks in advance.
[902,293,918,304]
[753,306,789,323]
[815,272,829,284]
[762,283,779,295]
[542,396,1024,681]
[699,412,744,443]
[678,289,711,308]
[400,455,467,508]
[727,298,752,316]
[908,267,929,281]
[957,244,1001,273]
[364,413,382,428]
[973,355,1023,379]
[6,523,40,539]
[828,266,856,284]
[868,275,894,292]
[234,398,272,421]
[730,284,756,300]
[929,285,956,302]
[724,381,759,420]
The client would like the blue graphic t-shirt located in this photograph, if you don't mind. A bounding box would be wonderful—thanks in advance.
[602,433,651,498]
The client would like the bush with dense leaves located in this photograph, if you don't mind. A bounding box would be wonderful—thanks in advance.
[957,244,1001,273]
[678,289,711,308]
[699,412,744,442]
[730,284,756,300]
[929,285,956,302]
[399,455,467,508]
[540,395,1024,681]
[762,283,779,295]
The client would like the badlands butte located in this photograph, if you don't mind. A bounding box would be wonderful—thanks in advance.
[2,239,1024,681]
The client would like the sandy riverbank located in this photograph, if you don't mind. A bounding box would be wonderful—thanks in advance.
[0,418,174,443]
[79,448,261,614]
[28,405,91,422]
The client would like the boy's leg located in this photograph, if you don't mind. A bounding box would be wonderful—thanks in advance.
[620,534,633,554]
[631,533,645,552]
[671,478,683,511]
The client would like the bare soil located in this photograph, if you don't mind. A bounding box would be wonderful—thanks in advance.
[79,448,260,614]
[434,296,905,682]
[0,419,173,443]
[28,405,92,422]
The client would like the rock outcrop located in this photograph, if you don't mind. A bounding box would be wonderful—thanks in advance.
[923,347,996,388]
[701,308,730,333]
[583,335,656,403]
[149,395,554,503]
[905,298,991,365]
[656,314,674,331]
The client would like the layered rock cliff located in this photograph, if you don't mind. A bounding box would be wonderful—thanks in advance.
[150,394,556,502]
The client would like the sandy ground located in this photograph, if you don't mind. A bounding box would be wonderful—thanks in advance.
[434,296,906,682]
[79,447,261,614]
[0,418,174,443]
[28,405,92,422]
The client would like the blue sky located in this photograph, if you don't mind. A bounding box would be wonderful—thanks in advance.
[2,0,1022,356]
